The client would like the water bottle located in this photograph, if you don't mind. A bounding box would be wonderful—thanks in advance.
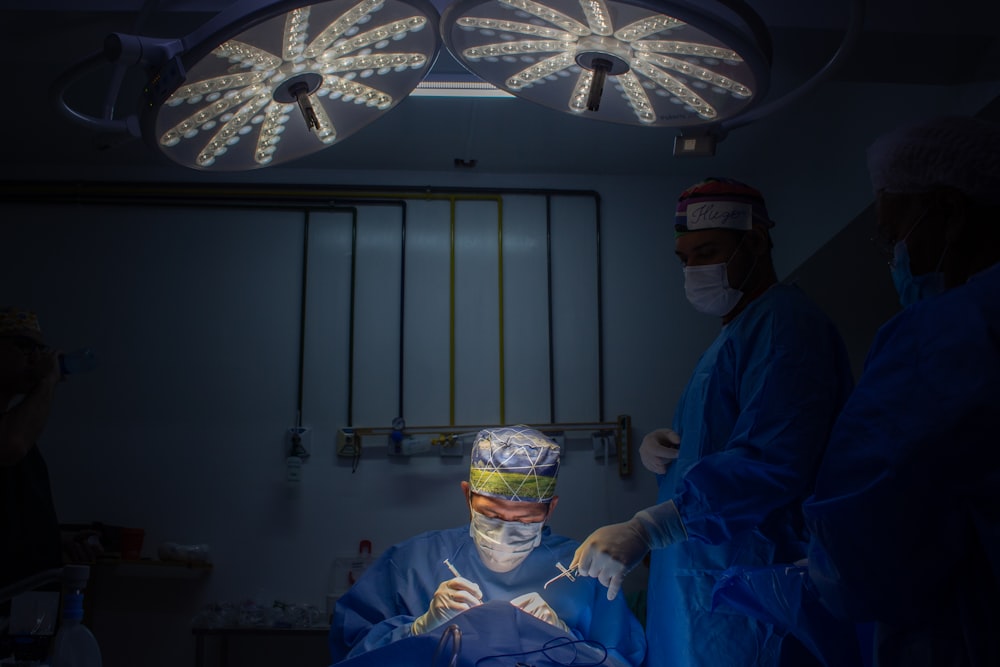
[48,567,102,667]
[59,349,97,376]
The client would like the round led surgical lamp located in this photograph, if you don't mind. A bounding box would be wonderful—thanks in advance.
[439,0,773,128]
[54,0,441,171]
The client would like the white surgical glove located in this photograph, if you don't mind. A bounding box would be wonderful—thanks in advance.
[572,500,687,601]
[639,428,681,474]
[510,592,570,633]
[411,577,483,635]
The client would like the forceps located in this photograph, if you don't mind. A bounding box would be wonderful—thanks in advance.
[543,562,579,589]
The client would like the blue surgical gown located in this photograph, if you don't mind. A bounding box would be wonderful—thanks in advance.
[649,284,854,667]
[328,525,645,666]
[804,262,1000,666]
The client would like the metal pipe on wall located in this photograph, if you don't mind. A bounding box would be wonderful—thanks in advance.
[0,182,604,430]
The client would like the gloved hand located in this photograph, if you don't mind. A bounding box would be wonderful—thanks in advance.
[509,592,570,633]
[570,520,651,601]
[411,577,483,635]
[639,428,680,474]
[572,501,687,601]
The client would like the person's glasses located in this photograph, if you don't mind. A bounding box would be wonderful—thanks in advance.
[871,211,929,267]
[870,226,897,264]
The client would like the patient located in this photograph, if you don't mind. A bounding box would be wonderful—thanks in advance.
[328,425,645,666]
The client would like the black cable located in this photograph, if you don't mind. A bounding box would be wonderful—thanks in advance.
[432,624,462,667]
[473,636,609,667]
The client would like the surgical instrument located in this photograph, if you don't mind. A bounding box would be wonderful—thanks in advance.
[543,562,579,590]
[444,559,461,578]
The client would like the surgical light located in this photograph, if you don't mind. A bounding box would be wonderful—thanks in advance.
[55,0,441,171]
[438,0,772,128]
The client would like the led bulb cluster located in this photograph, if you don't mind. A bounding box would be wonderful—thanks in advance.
[303,0,388,57]
[640,53,751,97]
[499,0,590,36]
[616,70,656,123]
[506,52,575,88]
[579,0,612,37]
[456,17,568,39]
[320,16,428,57]
[155,0,435,169]
[465,39,570,60]
[443,0,762,126]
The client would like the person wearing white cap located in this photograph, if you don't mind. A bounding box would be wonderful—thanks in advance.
[327,425,645,666]
[570,178,856,667]
[802,115,1000,666]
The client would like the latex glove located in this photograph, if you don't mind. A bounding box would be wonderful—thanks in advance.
[509,592,570,633]
[572,501,687,601]
[411,577,483,635]
[571,520,650,601]
[639,428,680,475]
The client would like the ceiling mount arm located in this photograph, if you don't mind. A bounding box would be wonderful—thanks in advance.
[50,49,140,136]
[51,33,185,138]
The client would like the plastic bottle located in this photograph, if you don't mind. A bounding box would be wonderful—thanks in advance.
[58,348,97,376]
[48,567,102,667]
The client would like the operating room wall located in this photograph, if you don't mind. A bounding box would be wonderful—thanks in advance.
[1,79,996,667]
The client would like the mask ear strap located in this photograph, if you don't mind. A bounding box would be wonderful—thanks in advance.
[727,233,758,293]
[933,240,950,272]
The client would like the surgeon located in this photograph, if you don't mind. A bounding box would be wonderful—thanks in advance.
[571,178,855,666]
[803,115,1000,666]
[328,425,645,666]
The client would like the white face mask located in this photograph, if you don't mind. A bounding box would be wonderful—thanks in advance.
[469,508,544,573]
[682,235,754,317]
[683,263,744,316]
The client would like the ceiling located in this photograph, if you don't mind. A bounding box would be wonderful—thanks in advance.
[3,0,999,177]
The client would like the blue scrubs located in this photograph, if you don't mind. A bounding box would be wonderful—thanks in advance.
[329,525,645,666]
[805,262,1000,666]
[650,284,854,667]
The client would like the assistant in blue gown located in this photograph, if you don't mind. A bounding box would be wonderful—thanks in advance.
[804,261,1000,666]
[329,525,645,666]
[647,283,854,667]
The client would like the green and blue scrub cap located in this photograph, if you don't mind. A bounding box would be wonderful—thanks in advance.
[469,426,560,503]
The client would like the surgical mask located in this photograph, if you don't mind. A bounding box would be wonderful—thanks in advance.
[888,211,946,308]
[683,236,752,317]
[469,508,544,573]
[891,241,945,307]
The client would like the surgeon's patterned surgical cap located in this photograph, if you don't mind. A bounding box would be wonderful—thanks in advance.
[0,307,43,342]
[867,116,1000,203]
[675,177,775,235]
[469,426,560,503]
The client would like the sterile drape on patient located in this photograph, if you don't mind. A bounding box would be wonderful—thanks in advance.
[334,600,611,667]
[329,525,644,666]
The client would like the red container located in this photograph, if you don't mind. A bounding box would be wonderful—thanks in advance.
[120,527,145,560]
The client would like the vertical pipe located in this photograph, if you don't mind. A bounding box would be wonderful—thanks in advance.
[296,211,311,427]
[347,208,359,426]
[332,200,406,424]
[496,198,505,424]
[397,203,407,420]
[593,195,605,422]
[449,198,457,426]
[544,195,555,424]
